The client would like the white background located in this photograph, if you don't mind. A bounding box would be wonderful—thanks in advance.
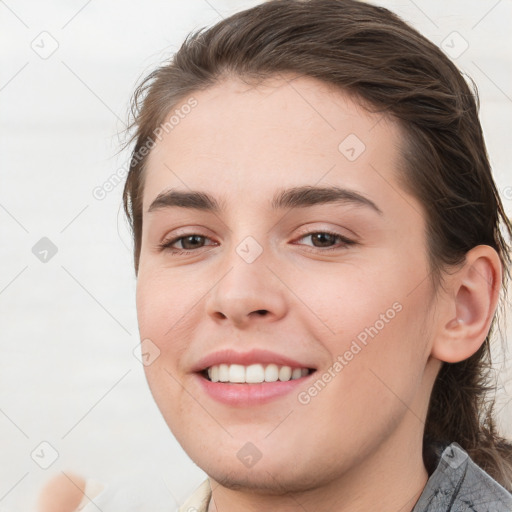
[1,1,511,510]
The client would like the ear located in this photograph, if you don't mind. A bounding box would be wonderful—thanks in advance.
[430,245,502,363]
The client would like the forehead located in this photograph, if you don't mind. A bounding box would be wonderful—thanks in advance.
[142,75,406,213]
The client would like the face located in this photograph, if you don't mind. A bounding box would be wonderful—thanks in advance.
[136,75,440,493]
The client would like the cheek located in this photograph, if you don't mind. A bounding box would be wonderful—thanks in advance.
[298,260,432,391]
[289,261,404,343]
[136,266,198,337]
[136,273,193,423]
[339,284,433,418]
[135,270,195,379]
[296,306,429,446]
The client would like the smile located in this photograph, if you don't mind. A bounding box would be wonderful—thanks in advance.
[205,363,312,383]
[192,349,317,405]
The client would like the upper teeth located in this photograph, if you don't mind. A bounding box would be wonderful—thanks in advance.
[207,364,309,384]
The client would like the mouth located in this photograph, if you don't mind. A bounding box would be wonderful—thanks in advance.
[192,349,317,405]
[200,363,316,384]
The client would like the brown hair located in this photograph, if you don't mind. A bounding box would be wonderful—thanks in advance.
[122,0,512,489]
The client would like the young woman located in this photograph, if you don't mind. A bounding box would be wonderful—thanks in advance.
[39,0,512,510]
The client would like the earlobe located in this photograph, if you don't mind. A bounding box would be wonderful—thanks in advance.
[430,245,502,364]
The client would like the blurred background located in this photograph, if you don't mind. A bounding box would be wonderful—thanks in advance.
[1,0,511,510]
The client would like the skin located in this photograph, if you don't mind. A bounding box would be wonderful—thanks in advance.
[135,74,501,512]
[37,473,86,512]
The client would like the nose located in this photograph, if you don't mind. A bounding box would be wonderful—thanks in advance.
[204,245,288,329]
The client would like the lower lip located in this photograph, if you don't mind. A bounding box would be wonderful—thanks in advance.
[195,373,314,406]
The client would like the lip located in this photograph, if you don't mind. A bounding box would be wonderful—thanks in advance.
[191,348,315,373]
[194,372,314,406]
[191,348,316,406]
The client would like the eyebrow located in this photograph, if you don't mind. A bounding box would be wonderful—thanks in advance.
[147,185,383,215]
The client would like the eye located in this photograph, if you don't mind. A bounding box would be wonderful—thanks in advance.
[158,234,217,254]
[295,230,356,251]
[158,230,355,255]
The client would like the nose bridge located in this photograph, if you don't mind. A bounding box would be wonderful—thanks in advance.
[205,233,288,326]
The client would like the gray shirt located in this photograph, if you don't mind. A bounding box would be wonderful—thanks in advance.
[411,441,512,511]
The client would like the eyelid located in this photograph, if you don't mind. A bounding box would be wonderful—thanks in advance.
[158,224,215,244]
[293,222,359,241]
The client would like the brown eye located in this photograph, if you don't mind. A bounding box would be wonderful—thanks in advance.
[159,234,216,253]
[309,232,338,247]
[296,231,356,252]
[178,235,206,250]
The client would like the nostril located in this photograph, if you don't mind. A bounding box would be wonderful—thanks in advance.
[255,310,268,316]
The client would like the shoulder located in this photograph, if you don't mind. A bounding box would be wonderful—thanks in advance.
[413,442,512,512]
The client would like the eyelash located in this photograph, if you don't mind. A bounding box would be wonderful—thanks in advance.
[158,230,356,255]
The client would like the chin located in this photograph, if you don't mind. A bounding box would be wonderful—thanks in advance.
[194,452,335,496]
[208,468,321,495]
